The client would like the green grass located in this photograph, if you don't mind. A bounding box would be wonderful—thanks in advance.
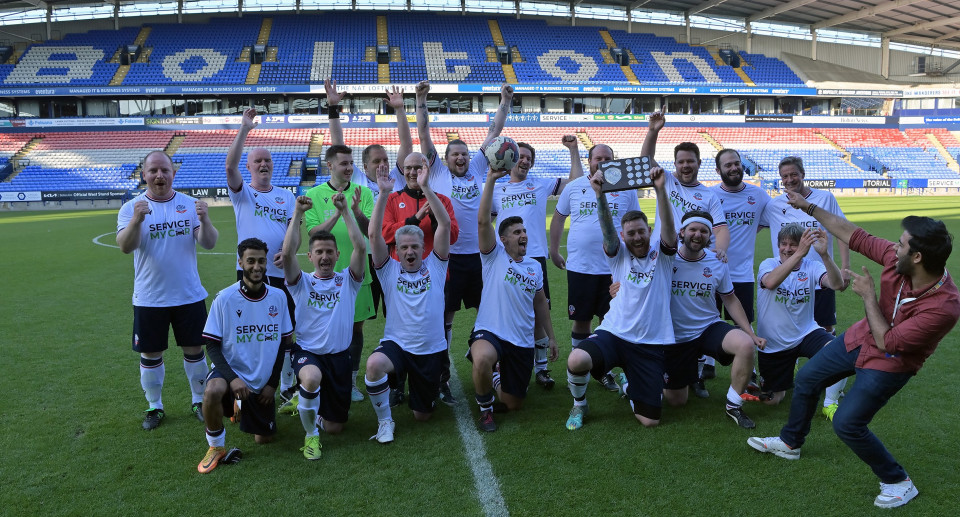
[1,196,959,516]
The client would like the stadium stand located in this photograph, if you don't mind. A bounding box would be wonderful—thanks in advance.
[610,31,744,85]
[738,52,805,87]
[260,14,379,85]
[170,129,311,188]
[0,27,139,86]
[123,18,261,85]
[386,13,505,84]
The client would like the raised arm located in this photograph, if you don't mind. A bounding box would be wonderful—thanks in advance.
[369,166,396,265]
[558,134,585,192]
[650,166,676,249]
[282,196,311,284]
[117,200,149,253]
[386,86,412,170]
[641,110,665,168]
[480,84,514,148]
[226,108,257,192]
[759,228,815,290]
[324,79,346,145]
[813,229,844,290]
[194,199,218,250]
[415,81,437,163]
[590,171,620,256]
[417,157,450,258]
[785,190,857,245]
[479,168,508,252]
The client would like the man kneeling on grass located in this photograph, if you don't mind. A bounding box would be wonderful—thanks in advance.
[748,194,959,509]
[197,238,294,473]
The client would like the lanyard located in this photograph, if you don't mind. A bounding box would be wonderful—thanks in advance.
[892,270,948,325]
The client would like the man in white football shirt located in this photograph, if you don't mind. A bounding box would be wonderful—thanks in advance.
[754,224,845,412]
[710,149,771,324]
[662,210,766,429]
[117,150,219,430]
[759,156,850,333]
[226,108,298,404]
[282,192,366,460]
[363,153,451,444]
[549,137,639,392]
[469,166,559,432]
[417,81,513,406]
[642,111,731,384]
[493,136,583,389]
[197,238,294,473]
[564,164,676,430]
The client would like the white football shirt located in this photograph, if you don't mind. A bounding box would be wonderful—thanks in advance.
[653,174,727,242]
[429,149,488,255]
[759,188,844,267]
[597,238,676,345]
[555,176,641,275]
[228,183,296,278]
[376,252,449,355]
[756,257,827,353]
[117,191,207,307]
[286,268,361,355]
[711,182,772,282]
[669,250,733,342]
[492,177,562,258]
[203,282,294,392]
[473,243,544,348]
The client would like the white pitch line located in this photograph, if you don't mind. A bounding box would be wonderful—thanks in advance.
[447,365,510,517]
[91,232,234,255]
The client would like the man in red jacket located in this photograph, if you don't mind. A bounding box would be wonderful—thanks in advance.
[381,153,460,260]
[748,191,959,510]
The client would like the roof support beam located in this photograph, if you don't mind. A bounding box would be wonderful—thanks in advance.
[889,35,960,51]
[933,28,960,43]
[629,0,655,10]
[885,18,960,37]
[747,0,819,23]
[686,0,729,17]
[812,0,927,31]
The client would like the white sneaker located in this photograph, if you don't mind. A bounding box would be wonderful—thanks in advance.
[874,478,918,508]
[747,436,801,460]
[370,419,395,444]
[351,385,365,402]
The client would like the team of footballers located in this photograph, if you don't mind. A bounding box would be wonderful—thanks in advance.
[117,85,959,509]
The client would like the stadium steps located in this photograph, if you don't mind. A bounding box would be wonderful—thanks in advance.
[238,46,252,62]
[257,18,273,46]
[510,46,523,63]
[389,47,402,62]
[364,46,376,62]
[137,47,152,63]
[502,64,518,83]
[599,30,639,84]
[700,131,723,151]
[704,46,726,66]
[926,133,960,172]
[378,63,390,83]
[109,48,123,63]
[485,46,498,62]
[625,50,638,65]
[110,65,130,86]
[288,160,303,177]
[165,134,187,156]
[246,64,262,84]
[815,131,868,172]
[446,132,460,142]
[265,47,278,62]
[133,27,151,46]
[733,67,756,86]
[577,132,593,149]
[488,19,505,46]
[5,45,27,65]
[6,136,44,181]
[377,16,389,46]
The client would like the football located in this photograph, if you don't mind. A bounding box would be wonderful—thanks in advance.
[484,136,520,172]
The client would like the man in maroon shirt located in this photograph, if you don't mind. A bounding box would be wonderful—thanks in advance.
[748,191,959,509]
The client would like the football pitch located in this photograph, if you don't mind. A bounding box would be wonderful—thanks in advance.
[1,196,959,516]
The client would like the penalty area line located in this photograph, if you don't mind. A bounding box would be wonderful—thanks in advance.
[447,365,510,517]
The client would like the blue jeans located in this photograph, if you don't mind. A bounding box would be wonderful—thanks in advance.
[780,333,915,483]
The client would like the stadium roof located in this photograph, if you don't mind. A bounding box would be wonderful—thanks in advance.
[1,0,959,51]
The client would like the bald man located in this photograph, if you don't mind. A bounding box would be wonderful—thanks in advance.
[226,108,298,402]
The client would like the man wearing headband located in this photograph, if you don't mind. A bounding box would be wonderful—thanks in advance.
[749,197,959,509]
[662,211,766,429]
